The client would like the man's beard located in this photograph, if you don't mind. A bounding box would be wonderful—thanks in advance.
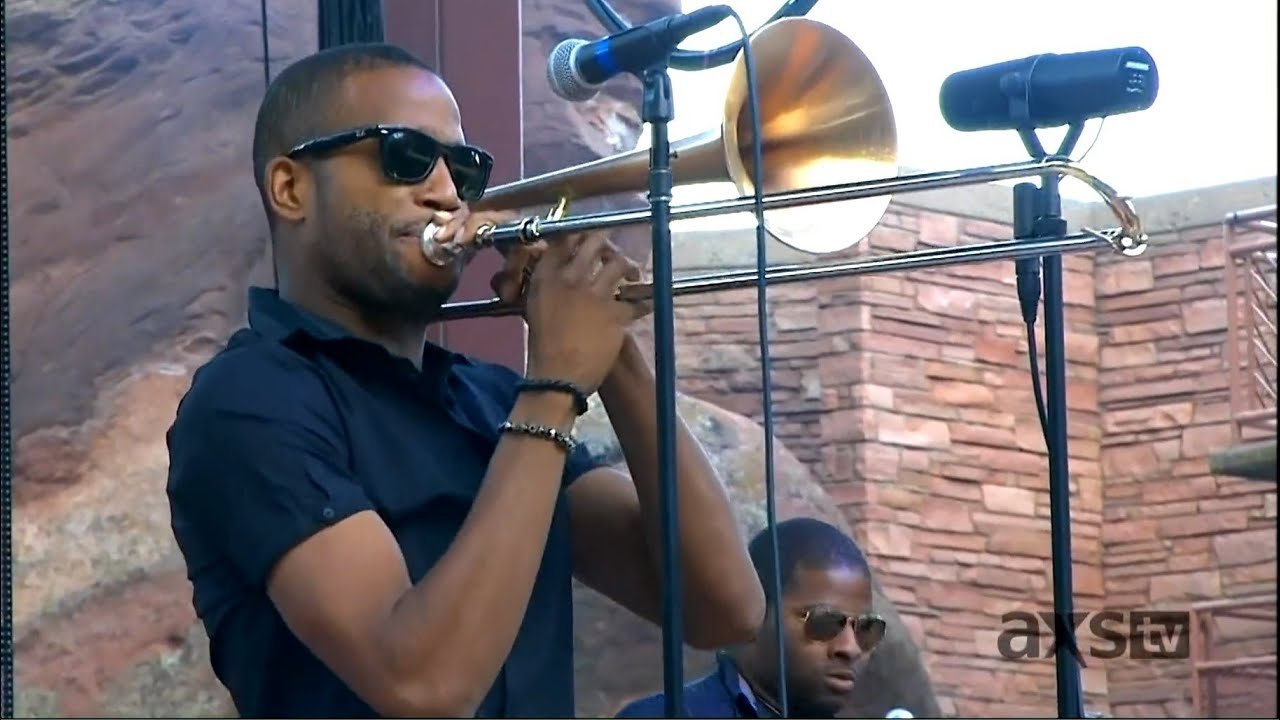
[379,259,459,322]
[748,652,845,719]
[769,677,842,719]
[342,208,463,323]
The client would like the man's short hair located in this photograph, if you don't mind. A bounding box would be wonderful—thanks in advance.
[250,42,434,213]
[747,517,870,600]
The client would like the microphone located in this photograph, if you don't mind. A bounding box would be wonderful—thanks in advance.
[884,708,914,718]
[546,5,733,101]
[939,47,1158,131]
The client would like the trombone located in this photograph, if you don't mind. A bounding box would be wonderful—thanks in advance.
[426,17,1148,322]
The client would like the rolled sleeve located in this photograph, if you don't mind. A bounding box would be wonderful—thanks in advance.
[167,350,375,587]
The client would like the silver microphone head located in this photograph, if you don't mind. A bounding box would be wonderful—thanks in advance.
[546,38,601,102]
[884,709,914,719]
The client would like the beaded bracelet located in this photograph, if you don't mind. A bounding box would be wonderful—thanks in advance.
[517,378,590,416]
[499,421,577,454]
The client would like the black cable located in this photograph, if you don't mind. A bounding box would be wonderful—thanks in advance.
[1026,321,1051,446]
[577,0,800,714]
[1,5,13,716]
[260,0,278,290]
[1013,151,1085,715]
[1022,121,1105,455]
[584,0,820,71]
[722,8,788,718]
[575,2,817,715]
[1015,250,1050,441]
[260,0,272,90]
[1013,183,1053,470]
[318,0,386,48]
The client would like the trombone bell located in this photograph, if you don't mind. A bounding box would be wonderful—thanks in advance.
[719,17,897,254]
[463,17,898,256]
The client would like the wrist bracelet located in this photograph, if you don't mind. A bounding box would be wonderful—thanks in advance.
[499,421,577,453]
[517,378,590,416]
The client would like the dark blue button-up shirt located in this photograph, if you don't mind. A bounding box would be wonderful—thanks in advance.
[167,287,604,718]
[615,653,778,718]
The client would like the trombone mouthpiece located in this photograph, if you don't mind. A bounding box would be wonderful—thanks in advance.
[420,219,508,266]
[419,223,458,267]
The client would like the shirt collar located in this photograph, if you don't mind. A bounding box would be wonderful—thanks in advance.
[738,676,762,714]
[716,652,780,718]
[246,286,464,378]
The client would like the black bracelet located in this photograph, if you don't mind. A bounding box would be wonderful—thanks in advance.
[499,421,577,453]
[517,378,590,416]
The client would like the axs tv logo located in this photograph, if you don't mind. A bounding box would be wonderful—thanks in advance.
[998,610,1191,667]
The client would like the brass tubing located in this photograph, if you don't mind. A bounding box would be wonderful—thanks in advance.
[432,156,1147,321]
[434,228,1115,322]
[462,157,1144,253]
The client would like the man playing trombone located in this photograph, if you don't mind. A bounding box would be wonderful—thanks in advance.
[165,42,764,718]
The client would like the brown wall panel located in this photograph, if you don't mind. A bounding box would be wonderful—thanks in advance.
[385,0,527,370]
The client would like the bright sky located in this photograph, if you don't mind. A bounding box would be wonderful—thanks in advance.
[644,0,1277,231]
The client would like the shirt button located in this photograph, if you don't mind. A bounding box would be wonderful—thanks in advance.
[321,507,336,521]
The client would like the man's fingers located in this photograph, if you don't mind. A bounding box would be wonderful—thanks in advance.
[440,210,516,254]
[503,239,548,268]
[491,240,549,305]
[432,212,463,245]
[490,266,527,304]
[428,211,462,247]
[592,252,640,295]
[626,298,655,321]
[563,232,609,277]
[622,257,642,283]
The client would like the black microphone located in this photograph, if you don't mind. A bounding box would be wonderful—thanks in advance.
[546,5,733,102]
[939,47,1159,131]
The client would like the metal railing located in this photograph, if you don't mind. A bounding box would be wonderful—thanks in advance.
[1223,205,1278,444]
[1189,596,1278,718]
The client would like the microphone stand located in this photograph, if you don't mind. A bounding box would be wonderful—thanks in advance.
[641,63,686,718]
[1013,122,1086,719]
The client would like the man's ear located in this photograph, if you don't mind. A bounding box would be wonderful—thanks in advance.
[265,156,309,224]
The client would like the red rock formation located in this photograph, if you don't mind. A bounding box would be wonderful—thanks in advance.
[10,1,321,713]
[7,0,785,715]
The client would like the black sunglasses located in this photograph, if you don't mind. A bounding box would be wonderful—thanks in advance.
[798,606,887,650]
[285,124,494,202]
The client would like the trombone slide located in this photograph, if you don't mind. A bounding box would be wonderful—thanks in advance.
[433,229,1124,322]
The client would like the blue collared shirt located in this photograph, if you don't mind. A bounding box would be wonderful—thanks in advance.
[166,287,604,718]
[615,653,778,718]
